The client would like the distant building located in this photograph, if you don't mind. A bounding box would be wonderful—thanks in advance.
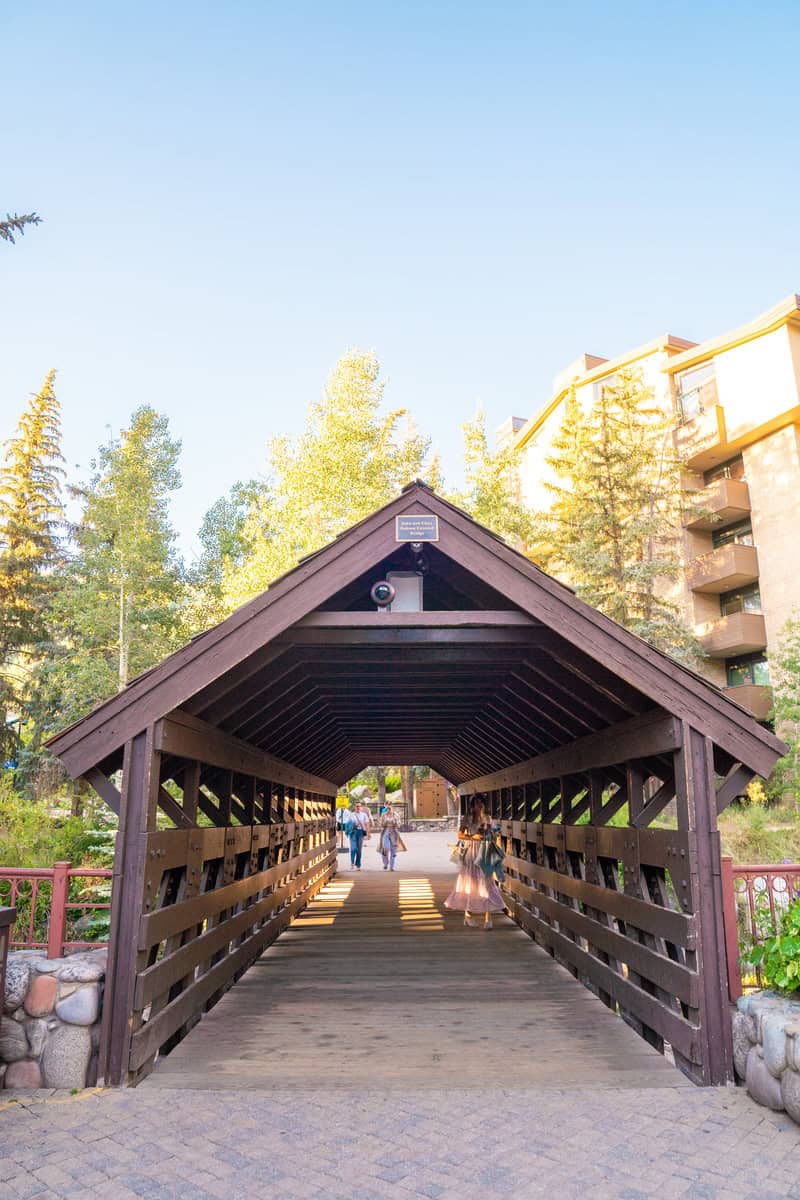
[504,294,800,721]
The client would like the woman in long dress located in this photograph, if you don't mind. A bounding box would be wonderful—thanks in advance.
[379,803,402,870]
[445,796,505,929]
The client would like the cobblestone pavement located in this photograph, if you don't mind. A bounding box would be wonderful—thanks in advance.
[1,1082,799,1200]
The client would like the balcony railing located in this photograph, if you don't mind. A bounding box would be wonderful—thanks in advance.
[684,478,751,531]
[0,862,112,957]
[674,390,727,471]
[687,542,759,594]
[722,857,800,1000]
[697,611,767,658]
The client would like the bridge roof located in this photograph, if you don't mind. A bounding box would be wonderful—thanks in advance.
[47,482,785,787]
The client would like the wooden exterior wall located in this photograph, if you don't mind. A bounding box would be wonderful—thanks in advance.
[460,715,749,1086]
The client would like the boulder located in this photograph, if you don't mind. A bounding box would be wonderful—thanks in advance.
[41,1025,91,1089]
[0,1016,28,1062]
[781,1066,800,1124]
[58,960,104,984]
[31,957,67,974]
[3,1059,42,1090]
[762,1010,789,1077]
[731,1011,752,1080]
[3,957,30,1012]
[24,1018,48,1058]
[745,1045,784,1112]
[24,973,58,1017]
[55,984,99,1026]
[785,1019,800,1073]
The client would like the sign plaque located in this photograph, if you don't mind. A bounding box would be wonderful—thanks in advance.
[395,514,439,542]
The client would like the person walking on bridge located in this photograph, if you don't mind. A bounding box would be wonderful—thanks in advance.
[379,802,405,870]
[348,800,372,870]
[445,796,505,929]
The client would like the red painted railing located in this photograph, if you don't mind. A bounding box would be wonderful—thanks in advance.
[0,862,112,958]
[722,856,800,1000]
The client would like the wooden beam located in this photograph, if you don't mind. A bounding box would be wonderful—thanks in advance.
[293,610,539,628]
[715,763,754,814]
[459,711,682,795]
[83,766,121,816]
[154,709,337,797]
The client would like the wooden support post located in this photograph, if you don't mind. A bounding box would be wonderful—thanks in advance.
[182,761,200,824]
[721,855,743,1002]
[675,725,735,1085]
[99,728,160,1086]
[48,861,71,959]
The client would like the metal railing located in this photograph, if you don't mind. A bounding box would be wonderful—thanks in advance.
[722,856,800,1000]
[0,862,112,958]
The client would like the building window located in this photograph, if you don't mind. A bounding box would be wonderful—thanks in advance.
[676,360,715,422]
[726,653,770,688]
[704,455,745,485]
[720,583,761,616]
[712,518,754,549]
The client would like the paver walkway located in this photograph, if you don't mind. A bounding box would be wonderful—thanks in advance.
[2,834,799,1199]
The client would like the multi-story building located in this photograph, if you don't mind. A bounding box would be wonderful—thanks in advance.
[505,294,800,722]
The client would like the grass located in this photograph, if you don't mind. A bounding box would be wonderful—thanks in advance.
[717,801,800,863]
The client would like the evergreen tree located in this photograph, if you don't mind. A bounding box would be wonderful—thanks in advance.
[452,409,535,548]
[0,212,41,244]
[535,368,696,659]
[0,370,65,683]
[223,350,436,607]
[768,614,800,807]
[43,406,185,726]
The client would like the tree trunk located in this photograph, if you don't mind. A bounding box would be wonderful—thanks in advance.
[118,581,128,690]
[376,767,386,807]
[400,765,412,815]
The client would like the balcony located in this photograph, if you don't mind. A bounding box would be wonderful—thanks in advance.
[698,611,767,658]
[684,479,751,531]
[674,386,726,471]
[723,684,774,722]
[687,543,759,594]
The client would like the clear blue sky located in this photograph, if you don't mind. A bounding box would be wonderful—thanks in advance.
[2,0,799,559]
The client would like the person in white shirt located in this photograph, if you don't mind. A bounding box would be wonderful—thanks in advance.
[348,801,372,869]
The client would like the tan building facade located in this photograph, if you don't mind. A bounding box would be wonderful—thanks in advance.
[507,294,800,722]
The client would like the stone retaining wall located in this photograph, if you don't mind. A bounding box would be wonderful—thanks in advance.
[732,991,800,1125]
[1,948,106,1090]
[405,818,458,832]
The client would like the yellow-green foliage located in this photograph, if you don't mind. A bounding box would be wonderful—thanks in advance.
[0,778,116,868]
[222,350,435,608]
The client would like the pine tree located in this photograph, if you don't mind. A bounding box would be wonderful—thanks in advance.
[0,212,41,244]
[768,614,800,807]
[223,350,436,607]
[453,408,536,548]
[43,407,185,726]
[0,370,65,676]
[535,368,696,659]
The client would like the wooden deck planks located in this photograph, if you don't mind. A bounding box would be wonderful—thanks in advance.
[144,858,691,1092]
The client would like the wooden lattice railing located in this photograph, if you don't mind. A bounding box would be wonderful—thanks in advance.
[499,819,700,1074]
[125,814,335,1083]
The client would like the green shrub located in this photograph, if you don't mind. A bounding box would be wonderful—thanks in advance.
[747,897,800,995]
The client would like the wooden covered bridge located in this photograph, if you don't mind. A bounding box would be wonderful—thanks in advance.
[47,482,784,1089]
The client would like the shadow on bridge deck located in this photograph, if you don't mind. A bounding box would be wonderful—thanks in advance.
[143,833,690,1092]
